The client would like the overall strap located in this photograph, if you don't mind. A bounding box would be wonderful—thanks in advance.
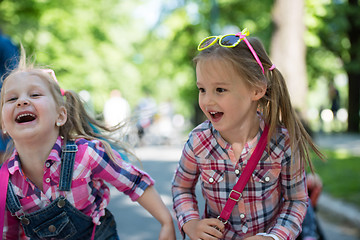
[58,141,78,191]
[6,181,23,214]
[218,125,269,223]
[0,162,10,238]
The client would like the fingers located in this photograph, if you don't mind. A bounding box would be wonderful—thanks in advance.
[196,218,225,240]
[183,218,226,240]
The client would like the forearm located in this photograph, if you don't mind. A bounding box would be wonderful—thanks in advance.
[136,185,173,225]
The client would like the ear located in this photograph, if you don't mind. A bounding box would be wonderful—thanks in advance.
[251,83,267,101]
[56,106,67,127]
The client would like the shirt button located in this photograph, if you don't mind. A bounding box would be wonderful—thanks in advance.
[209,177,214,183]
[45,162,51,168]
[45,178,51,183]
[235,169,240,175]
[240,213,245,218]
[265,176,270,182]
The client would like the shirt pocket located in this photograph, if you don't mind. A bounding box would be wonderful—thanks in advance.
[250,166,281,200]
[198,159,227,186]
[200,169,224,185]
[252,167,281,185]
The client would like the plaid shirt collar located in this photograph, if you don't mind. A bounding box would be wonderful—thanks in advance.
[7,136,63,175]
[210,116,266,153]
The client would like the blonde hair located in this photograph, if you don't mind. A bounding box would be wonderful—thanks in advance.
[0,47,134,163]
[194,37,324,172]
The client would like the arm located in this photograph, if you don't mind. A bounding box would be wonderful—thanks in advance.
[172,138,201,234]
[85,140,174,239]
[137,185,176,240]
[267,143,308,240]
[172,136,225,239]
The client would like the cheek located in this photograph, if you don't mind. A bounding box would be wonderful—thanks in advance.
[198,96,206,112]
[2,106,11,121]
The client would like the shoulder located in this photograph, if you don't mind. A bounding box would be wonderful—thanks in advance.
[74,137,127,162]
[184,120,218,155]
[189,120,213,137]
[271,125,290,141]
[73,138,107,155]
[187,120,214,143]
[268,125,291,158]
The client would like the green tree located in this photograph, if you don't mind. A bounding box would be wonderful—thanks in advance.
[306,0,360,132]
[0,0,146,113]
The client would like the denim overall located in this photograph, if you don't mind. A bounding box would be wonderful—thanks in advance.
[5,141,119,240]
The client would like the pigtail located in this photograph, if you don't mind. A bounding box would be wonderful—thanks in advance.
[61,90,136,163]
[265,67,324,172]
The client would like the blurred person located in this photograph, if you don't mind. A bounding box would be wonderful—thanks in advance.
[134,89,157,143]
[0,31,19,155]
[297,173,325,240]
[103,89,131,140]
[172,28,324,240]
[328,81,340,118]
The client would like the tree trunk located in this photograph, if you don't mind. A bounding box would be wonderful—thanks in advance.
[270,0,307,114]
[346,0,360,133]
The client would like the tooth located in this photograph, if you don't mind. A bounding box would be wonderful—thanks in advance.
[17,113,35,120]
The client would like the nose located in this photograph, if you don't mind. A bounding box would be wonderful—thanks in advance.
[201,92,215,106]
[16,98,30,107]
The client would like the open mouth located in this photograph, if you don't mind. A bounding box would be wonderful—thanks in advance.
[209,111,223,120]
[15,113,37,123]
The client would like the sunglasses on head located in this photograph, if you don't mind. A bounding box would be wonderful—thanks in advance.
[197,28,266,74]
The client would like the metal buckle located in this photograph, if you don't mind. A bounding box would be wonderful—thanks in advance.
[62,145,78,152]
[217,216,228,225]
[229,189,242,202]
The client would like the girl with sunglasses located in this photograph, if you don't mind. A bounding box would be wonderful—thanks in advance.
[172,28,323,240]
[0,48,176,240]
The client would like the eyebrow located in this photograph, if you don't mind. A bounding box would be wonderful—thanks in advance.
[197,81,231,86]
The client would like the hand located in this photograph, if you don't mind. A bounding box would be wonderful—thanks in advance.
[158,222,176,240]
[183,218,225,240]
[244,236,275,240]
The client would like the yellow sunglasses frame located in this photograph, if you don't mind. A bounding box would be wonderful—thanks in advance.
[197,28,250,51]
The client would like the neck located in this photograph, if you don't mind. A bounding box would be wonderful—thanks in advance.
[221,115,260,145]
[14,133,59,168]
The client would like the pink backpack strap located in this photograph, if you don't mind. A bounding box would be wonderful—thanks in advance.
[0,161,10,239]
[218,125,269,223]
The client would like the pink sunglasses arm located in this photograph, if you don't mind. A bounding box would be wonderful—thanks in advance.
[242,37,265,74]
[42,69,65,96]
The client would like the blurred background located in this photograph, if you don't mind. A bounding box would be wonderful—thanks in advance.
[1,0,359,134]
[1,0,359,239]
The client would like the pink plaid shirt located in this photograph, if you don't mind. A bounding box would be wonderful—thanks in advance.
[3,137,154,239]
[172,119,308,240]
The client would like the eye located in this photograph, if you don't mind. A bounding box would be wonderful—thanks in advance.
[30,93,41,98]
[216,88,226,93]
[6,97,17,102]
[198,87,205,93]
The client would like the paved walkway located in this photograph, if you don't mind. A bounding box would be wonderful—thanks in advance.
[109,143,360,239]
[314,132,360,156]
[110,130,360,239]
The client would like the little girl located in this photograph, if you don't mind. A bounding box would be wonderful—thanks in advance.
[172,28,323,240]
[0,49,176,240]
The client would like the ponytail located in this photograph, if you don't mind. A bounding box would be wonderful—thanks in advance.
[263,67,324,172]
[60,90,136,163]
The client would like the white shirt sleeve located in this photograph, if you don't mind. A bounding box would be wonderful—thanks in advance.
[256,232,280,240]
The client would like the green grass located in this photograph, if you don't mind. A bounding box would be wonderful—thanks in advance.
[310,149,360,207]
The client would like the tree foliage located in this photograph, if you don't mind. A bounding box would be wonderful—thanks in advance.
[0,0,147,112]
[1,0,358,131]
